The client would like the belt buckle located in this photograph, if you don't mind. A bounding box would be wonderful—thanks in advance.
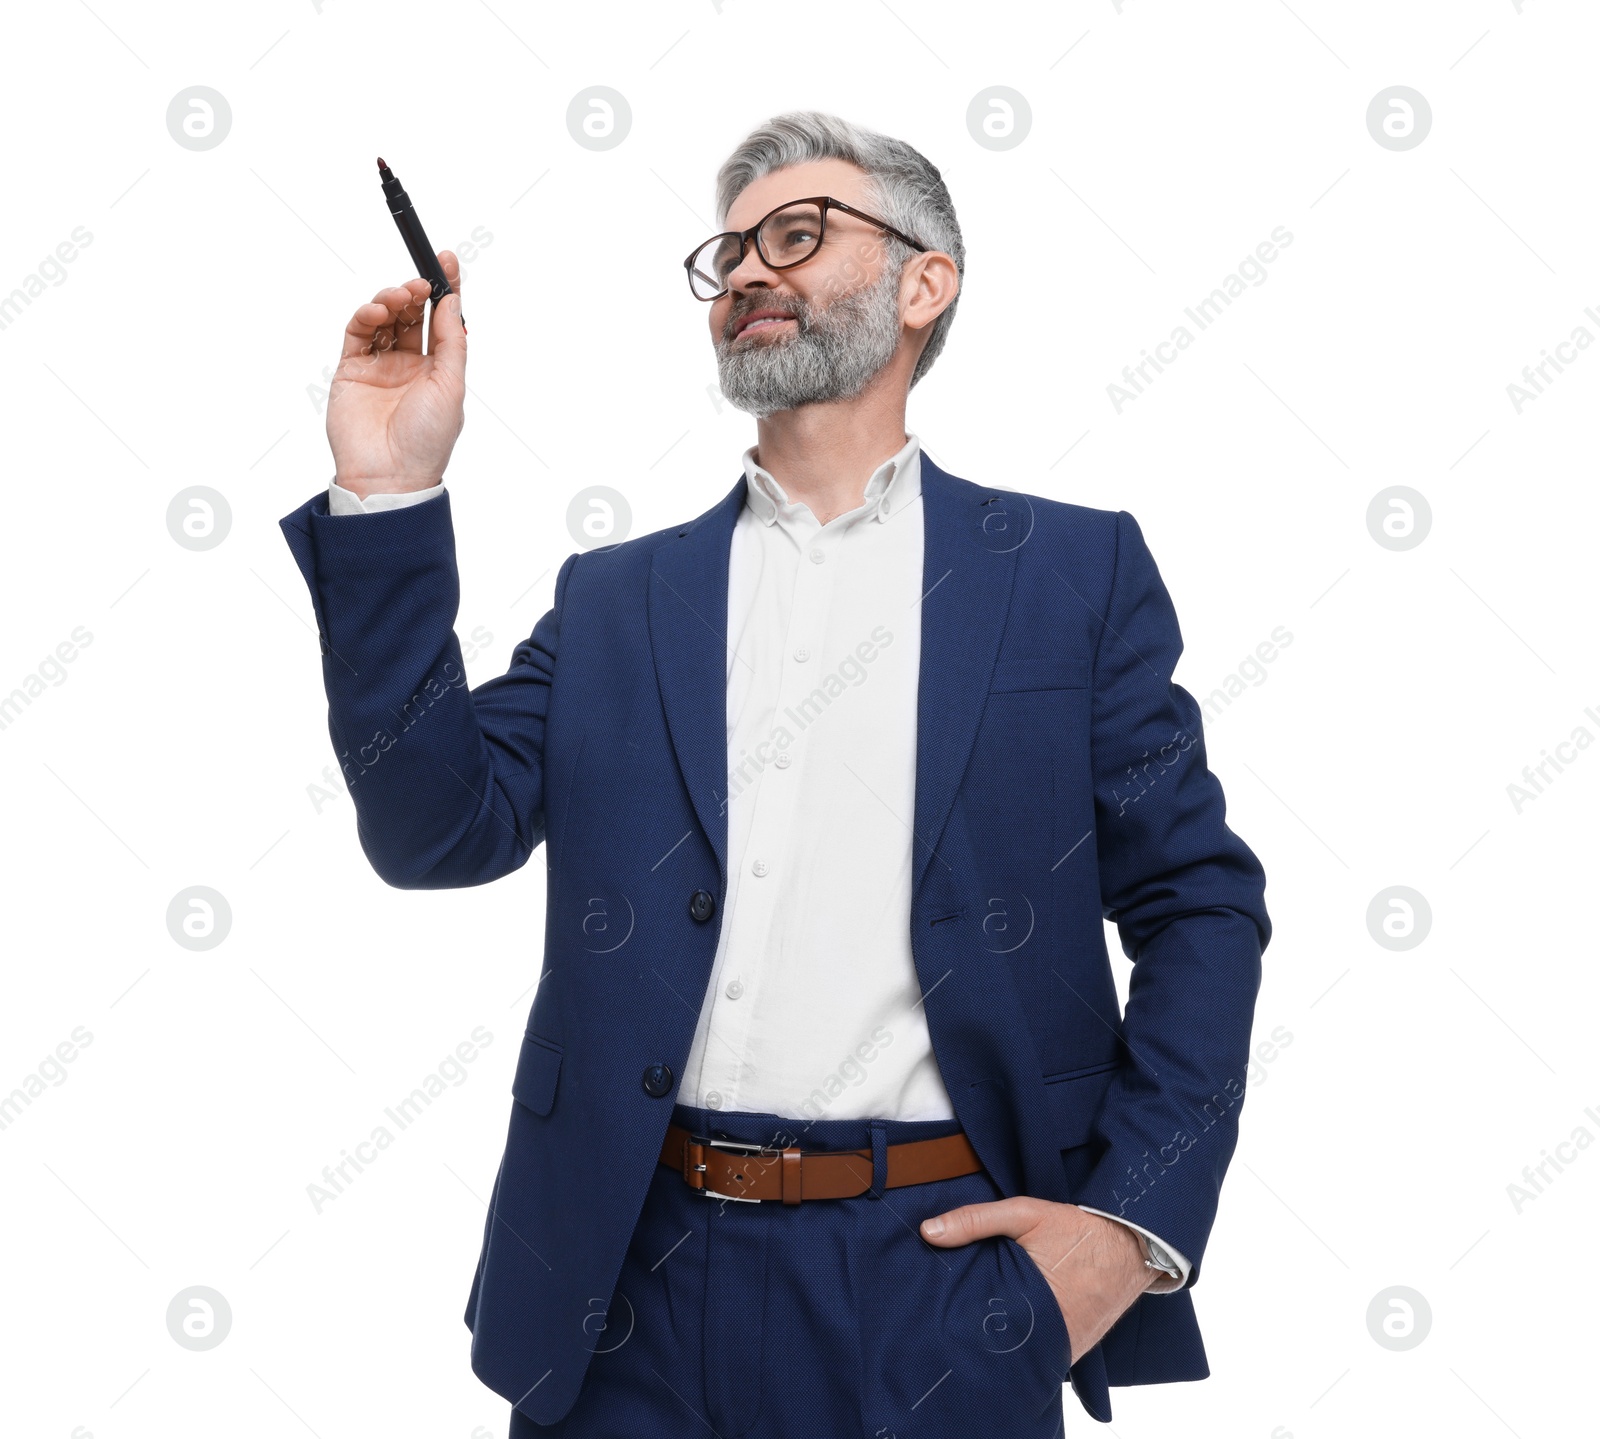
[699,1136,778,1203]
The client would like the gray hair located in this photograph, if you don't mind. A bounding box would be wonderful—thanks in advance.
[713,110,964,390]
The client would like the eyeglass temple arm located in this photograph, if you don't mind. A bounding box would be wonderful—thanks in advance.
[823,198,929,253]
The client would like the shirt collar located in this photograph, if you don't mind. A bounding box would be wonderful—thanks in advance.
[741,432,923,526]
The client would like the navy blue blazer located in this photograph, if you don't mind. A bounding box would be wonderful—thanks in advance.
[279,455,1270,1425]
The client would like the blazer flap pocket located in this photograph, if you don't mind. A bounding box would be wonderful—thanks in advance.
[1043,1059,1121,1148]
[512,1031,564,1116]
[990,655,1090,693]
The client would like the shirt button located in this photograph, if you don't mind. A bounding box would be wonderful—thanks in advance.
[706,1090,723,1109]
[751,859,768,877]
[794,647,810,662]
[774,752,792,769]
[809,548,825,564]
[725,978,744,999]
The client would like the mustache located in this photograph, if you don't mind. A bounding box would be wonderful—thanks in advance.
[726,300,804,339]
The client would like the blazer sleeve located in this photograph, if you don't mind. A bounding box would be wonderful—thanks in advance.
[278,486,578,889]
[1071,508,1272,1287]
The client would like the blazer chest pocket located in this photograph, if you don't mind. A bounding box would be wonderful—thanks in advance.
[989,655,1090,694]
[511,1031,564,1116]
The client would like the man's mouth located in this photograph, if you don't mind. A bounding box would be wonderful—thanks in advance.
[733,309,798,338]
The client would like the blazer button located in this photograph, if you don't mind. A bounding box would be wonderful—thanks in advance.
[641,1063,674,1098]
[688,889,716,923]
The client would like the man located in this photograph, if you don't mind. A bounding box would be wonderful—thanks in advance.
[279,110,1271,1436]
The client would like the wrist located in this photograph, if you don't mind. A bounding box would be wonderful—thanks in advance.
[1094,1211,1184,1294]
[1108,1221,1151,1296]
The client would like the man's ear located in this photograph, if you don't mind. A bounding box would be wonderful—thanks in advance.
[902,249,960,333]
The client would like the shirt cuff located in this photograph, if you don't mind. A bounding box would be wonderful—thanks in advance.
[327,478,446,515]
[1078,1206,1193,1291]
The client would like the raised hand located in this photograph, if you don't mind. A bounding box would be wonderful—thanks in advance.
[326,250,466,500]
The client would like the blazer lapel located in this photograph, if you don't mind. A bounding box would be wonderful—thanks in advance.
[912,458,1023,896]
[648,472,747,891]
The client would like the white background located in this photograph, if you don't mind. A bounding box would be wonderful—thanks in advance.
[1,1,1594,1436]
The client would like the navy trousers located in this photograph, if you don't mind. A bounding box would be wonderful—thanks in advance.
[509,1100,1069,1438]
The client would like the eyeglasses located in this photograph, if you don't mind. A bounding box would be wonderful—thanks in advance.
[683,195,929,301]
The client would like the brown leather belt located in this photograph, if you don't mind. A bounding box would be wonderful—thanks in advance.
[658,1121,984,1205]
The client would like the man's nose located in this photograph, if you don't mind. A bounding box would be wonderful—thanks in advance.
[725,240,782,293]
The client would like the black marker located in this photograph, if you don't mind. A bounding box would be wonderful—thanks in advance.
[376,157,463,331]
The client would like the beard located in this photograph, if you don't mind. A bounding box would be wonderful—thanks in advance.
[715,258,905,419]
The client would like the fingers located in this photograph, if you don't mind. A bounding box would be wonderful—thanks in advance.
[428,290,467,383]
[337,253,463,367]
[425,252,467,373]
[920,1197,1044,1244]
[381,280,434,356]
[438,249,462,298]
[371,277,433,309]
[340,278,432,360]
[339,302,393,361]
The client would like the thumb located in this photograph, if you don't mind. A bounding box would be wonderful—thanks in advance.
[921,1197,1035,1246]
[430,291,467,379]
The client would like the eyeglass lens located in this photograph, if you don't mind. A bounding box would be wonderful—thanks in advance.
[689,201,825,299]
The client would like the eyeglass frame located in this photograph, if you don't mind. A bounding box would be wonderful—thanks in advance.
[683,194,930,301]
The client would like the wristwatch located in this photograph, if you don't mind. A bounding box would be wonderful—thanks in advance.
[1141,1234,1183,1282]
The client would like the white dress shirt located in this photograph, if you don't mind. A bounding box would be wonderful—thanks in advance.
[683,432,951,1125]
[325,441,1191,1285]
